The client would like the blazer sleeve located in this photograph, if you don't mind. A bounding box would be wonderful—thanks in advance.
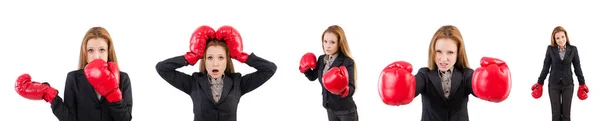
[156,55,195,94]
[414,68,428,97]
[240,53,278,95]
[343,59,356,98]
[50,72,78,121]
[537,46,552,85]
[107,72,133,121]
[303,56,321,81]
[571,47,586,85]
[464,69,477,98]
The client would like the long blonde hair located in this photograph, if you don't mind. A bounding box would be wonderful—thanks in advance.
[550,26,571,46]
[78,27,118,69]
[427,25,469,70]
[321,25,358,89]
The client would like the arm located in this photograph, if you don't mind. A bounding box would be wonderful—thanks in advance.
[414,68,427,98]
[240,53,278,95]
[303,56,321,81]
[107,73,133,121]
[344,60,356,97]
[304,69,318,81]
[572,47,585,85]
[537,47,552,84]
[465,69,477,98]
[51,72,78,121]
[155,55,196,94]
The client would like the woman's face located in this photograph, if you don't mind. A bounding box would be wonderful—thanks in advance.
[204,45,228,79]
[86,38,109,63]
[322,32,339,55]
[434,38,458,72]
[554,31,567,47]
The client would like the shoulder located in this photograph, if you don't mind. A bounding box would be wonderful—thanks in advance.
[459,68,474,75]
[119,71,129,77]
[119,71,131,80]
[417,67,431,74]
[569,45,578,50]
[228,73,243,80]
[317,54,326,61]
[341,56,355,65]
[65,70,84,85]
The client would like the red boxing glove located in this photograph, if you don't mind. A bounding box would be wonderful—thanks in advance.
[472,57,512,103]
[323,66,350,97]
[85,59,122,103]
[299,52,317,73]
[531,83,543,99]
[185,25,215,65]
[378,61,416,106]
[15,74,58,103]
[216,25,248,63]
[577,84,589,100]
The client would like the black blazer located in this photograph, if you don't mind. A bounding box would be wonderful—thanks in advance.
[303,54,356,111]
[414,67,476,121]
[156,53,276,121]
[50,70,133,121]
[537,45,586,87]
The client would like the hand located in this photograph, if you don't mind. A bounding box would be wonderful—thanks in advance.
[378,61,416,106]
[472,57,512,103]
[531,83,543,99]
[299,52,317,73]
[85,59,122,103]
[185,25,215,65]
[577,84,589,100]
[216,25,249,63]
[15,74,58,103]
[323,66,350,97]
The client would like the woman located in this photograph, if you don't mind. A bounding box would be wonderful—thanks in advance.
[378,25,512,121]
[155,25,277,121]
[531,26,589,121]
[15,27,133,121]
[299,25,358,121]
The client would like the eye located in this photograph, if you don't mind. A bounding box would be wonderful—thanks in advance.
[448,51,455,54]
[436,50,442,53]
[219,56,225,60]
[87,49,94,53]
[207,56,213,60]
[100,48,106,52]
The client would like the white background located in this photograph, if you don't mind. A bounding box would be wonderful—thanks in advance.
[0,0,598,121]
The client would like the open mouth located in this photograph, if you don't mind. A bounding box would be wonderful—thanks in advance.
[439,63,448,67]
[212,69,219,73]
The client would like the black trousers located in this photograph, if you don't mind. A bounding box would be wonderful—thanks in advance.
[326,107,358,121]
[548,84,574,121]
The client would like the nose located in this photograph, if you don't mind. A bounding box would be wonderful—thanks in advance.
[440,54,449,61]
[211,60,219,66]
[90,53,100,60]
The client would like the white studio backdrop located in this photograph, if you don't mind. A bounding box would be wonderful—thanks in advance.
[0,0,598,121]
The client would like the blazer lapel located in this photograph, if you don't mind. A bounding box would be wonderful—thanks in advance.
[550,46,560,61]
[77,71,100,104]
[427,70,446,98]
[449,68,464,100]
[217,76,233,104]
[563,46,572,63]
[196,76,217,104]
[330,55,344,69]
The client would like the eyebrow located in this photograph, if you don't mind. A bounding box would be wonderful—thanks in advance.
[87,46,106,49]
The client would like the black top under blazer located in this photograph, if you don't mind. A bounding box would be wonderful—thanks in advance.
[414,67,477,121]
[537,45,586,87]
[156,53,277,121]
[303,54,357,111]
[50,70,133,121]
